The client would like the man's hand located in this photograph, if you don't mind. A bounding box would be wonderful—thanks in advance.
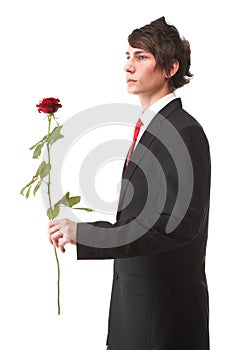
[48,219,77,253]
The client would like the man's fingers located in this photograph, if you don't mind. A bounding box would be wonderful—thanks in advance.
[50,232,64,247]
[47,219,76,248]
[58,237,70,253]
[48,221,55,228]
[48,225,60,235]
[48,224,60,244]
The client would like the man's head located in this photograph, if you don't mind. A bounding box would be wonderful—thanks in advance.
[127,16,193,90]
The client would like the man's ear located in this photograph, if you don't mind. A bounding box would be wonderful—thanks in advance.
[165,59,179,78]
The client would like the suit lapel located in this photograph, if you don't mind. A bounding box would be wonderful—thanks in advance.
[118,98,182,206]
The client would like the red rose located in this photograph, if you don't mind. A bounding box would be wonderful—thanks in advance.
[36,98,62,114]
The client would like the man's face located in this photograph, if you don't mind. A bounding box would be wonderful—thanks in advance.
[124,46,167,97]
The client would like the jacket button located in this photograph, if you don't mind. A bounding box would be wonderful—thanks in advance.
[114,272,119,280]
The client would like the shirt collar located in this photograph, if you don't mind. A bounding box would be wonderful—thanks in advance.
[140,92,177,131]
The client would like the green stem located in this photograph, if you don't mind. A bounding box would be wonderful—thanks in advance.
[53,245,60,315]
[47,113,61,315]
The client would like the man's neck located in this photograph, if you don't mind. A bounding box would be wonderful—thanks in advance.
[139,88,173,111]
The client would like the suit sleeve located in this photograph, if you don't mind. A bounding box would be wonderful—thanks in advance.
[76,124,211,259]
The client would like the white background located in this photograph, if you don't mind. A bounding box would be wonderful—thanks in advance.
[0,1,232,349]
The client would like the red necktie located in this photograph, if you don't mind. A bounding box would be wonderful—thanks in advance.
[126,118,143,166]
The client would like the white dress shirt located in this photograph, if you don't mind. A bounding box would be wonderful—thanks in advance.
[135,92,177,146]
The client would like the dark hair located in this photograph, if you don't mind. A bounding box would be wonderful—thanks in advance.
[128,16,193,89]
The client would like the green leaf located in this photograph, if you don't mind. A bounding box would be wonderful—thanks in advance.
[54,193,81,208]
[29,135,47,150]
[47,205,60,220]
[67,196,81,207]
[33,182,41,196]
[25,186,31,199]
[72,207,93,212]
[54,192,70,207]
[32,143,45,159]
[20,185,28,195]
[53,205,60,218]
[38,161,51,178]
[20,177,38,195]
[47,126,64,145]
[47,208,53,220]
[38,161,46,177]
[35,163,41,177]
[20,187,25,195]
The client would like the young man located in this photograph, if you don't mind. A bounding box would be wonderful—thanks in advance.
[48,17,211,350]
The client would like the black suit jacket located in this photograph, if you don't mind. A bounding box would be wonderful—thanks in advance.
[76,98,211,350]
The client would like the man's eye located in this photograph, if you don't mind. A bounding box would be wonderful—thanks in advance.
[137,55,146,61]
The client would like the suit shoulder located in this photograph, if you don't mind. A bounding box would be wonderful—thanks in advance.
[158,98,210,148]
[168,106,210,150]
[160,98,202,130]
[169,106,203,130]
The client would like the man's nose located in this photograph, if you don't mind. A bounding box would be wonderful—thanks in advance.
[124,59,136,73]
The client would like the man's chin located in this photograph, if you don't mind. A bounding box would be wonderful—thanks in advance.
[127,87,139,95]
